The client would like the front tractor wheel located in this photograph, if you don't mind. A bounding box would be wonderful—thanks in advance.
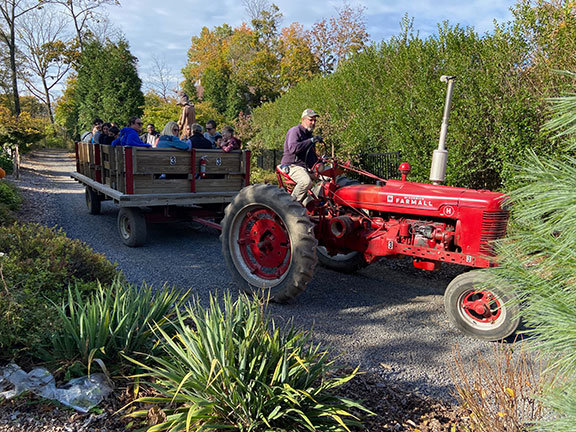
[444,270,520,341]
[221,184,318,303]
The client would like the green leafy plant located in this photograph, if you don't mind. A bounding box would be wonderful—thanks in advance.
[0,181,22,210]
[127,293,369,431]
[0,223,118,359]
[46,278,190,374]
[250,167,277,184]
[0,181,21,225]
[0,150,12,174]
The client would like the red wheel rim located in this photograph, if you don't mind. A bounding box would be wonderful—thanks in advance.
[461,290,502,324]
[237,208,291,280]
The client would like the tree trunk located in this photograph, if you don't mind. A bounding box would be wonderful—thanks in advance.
[8,7,21,116]
[42,77,54,124]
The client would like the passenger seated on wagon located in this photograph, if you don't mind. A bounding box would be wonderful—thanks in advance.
[108,126,120,141]
[220,126,241,152]
[96,122,112,144]
[188,123,213,149]
[156,121,190,150]
[111,117,151,147]
[81,118,103,143]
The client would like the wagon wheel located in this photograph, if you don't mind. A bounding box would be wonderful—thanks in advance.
[117,207,147,247]
[220,184,318,303]
[444,270,520,341]
[85,187,101,215]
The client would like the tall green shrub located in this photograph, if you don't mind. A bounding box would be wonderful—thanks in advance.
[75,38,145,131]
[0,224,118,358]
[488,84,576,431]
[250,5,576,190]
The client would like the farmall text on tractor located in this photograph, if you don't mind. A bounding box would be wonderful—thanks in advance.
[221,76,520,341]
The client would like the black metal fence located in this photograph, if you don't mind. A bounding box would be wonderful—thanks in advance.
[253,150,402,180]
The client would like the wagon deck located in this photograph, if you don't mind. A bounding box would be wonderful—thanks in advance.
[72,142,251,246]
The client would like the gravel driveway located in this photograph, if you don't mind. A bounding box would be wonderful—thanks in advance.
[15,148,510,402]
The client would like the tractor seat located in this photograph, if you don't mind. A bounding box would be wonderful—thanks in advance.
[276,165,296,194]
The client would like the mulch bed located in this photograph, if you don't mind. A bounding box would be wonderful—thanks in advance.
[0,371,468,432]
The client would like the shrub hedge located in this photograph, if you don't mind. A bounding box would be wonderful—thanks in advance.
[249,4,576,191]
[0,181,21,226]
[0,223,118,359]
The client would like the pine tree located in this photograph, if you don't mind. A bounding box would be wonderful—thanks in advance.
[75,38,144,129]
[489,71,576,431]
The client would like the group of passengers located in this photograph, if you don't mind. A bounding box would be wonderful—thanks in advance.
[81,117,241,152]
[80,118,121,145]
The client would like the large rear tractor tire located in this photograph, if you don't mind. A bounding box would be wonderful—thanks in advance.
[117,208,147,247]
[221,184,318,303]
[444,270,520,341]
[85,187,101,215]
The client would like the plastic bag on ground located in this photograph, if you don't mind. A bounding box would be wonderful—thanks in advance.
[0,363,113,413]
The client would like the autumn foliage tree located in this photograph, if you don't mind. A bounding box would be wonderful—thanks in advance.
[182,2,366,121]
[309,2,369,74]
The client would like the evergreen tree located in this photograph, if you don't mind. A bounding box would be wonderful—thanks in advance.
[75,38,144,130]
[489,72,576,431]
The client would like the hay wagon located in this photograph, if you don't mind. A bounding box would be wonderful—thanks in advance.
[71,142,250,246]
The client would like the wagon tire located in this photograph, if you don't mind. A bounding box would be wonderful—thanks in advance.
[85,187,101,215]
[117,208,147,247]
[444,270,520,341]
[221,184,318,303]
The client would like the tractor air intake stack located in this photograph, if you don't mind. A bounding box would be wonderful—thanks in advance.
[430,75,456,185]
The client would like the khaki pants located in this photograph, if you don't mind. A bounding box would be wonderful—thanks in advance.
[289,165,314,203]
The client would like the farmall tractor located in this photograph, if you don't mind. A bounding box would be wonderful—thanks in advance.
[221,76,520,341]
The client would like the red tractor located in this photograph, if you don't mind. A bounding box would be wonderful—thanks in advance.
[220,77,520,341]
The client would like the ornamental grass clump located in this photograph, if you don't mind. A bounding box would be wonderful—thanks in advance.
[47,278,190,374]
[127,293,369,431]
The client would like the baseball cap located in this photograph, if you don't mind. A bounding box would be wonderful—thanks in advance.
[301,109,320,118]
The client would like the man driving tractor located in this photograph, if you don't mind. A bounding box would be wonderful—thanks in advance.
[280,109,324,202]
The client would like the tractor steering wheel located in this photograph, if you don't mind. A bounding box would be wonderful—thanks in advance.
[312,141,329,178]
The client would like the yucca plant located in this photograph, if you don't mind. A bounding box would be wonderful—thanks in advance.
[46,277,190,374]
[127,293,369,431]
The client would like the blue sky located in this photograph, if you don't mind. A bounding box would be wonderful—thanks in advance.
[102,0,518,90]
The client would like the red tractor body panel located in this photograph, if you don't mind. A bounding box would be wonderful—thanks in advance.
[316,178,509,269]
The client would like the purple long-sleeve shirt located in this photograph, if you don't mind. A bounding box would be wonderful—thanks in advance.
[280,124,317,168]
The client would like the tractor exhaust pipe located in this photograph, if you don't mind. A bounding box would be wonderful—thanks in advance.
[430,75,456,185]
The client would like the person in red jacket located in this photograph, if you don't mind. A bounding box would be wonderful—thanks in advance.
[220,126,241,152]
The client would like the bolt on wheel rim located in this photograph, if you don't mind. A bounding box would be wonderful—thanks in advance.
[459,289,504,328]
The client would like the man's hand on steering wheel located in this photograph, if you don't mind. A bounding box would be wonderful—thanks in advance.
[312,139,329,178]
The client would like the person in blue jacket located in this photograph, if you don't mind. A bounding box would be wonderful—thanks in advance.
[156,121,190,150]
[111,117,151,147]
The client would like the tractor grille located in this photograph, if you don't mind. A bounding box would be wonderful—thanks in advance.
[480,210,510,255]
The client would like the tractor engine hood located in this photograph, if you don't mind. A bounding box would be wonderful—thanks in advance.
[331,180,507,216]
